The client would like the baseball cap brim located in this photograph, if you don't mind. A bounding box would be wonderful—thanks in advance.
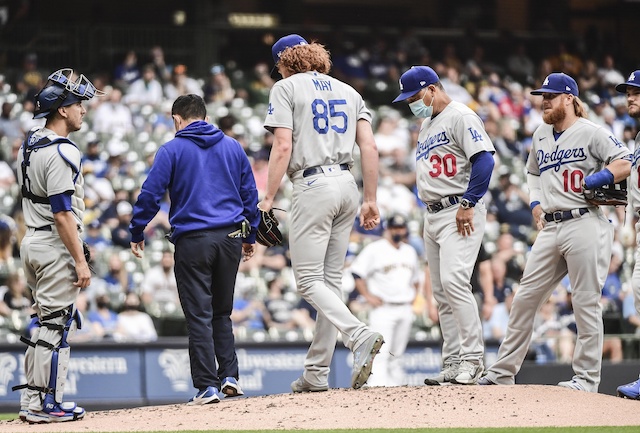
[530,88,566,95]
[616,82,640,93]
[392,89,422,103]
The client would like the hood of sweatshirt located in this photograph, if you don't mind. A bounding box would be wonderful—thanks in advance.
[175,120,224,148]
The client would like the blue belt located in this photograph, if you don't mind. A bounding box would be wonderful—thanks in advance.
[544,208,589,223]
[426,196,460,213]
[303,164,349,177]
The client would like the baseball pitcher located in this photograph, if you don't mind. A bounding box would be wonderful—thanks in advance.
[260,34,384,392]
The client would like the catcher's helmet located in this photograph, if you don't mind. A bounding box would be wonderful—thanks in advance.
[33,68,104,119]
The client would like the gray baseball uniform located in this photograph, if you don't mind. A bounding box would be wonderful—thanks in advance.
[630,132,640,316]
[483,118,631,392]
[418,101,495,368]
[264,70,378,387]
[17,128,85,413]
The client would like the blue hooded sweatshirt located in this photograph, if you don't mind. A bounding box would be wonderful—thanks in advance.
[129,120,259,244]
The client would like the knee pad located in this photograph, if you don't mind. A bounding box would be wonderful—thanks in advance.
[16,305,83,403]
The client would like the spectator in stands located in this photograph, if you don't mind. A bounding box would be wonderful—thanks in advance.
[14,53,43,101]
[231,285,267,332]
[0,215,19,286]
[110,201,133,249]
[81,139,109,178]
[113,50,141,91]
[87,293,119,339]
[92,87,134,138]
[203,64,235,105]
[164,64,204,100]
[483,285,515,343]
[83,219,111,252]
[124,64,164,107]
[488,169,533,242]
[149,45,172,87]
[0,102,23,140]
[246,62,275,105]
[0,271,31,316]
[263,274,299,332]
[113,292,158,342]
[102,252,133,307]
[506,42,535,85]
[139,249,179,312]
[374,110,409,169]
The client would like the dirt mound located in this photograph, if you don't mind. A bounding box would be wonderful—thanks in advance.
[2,385,640,431]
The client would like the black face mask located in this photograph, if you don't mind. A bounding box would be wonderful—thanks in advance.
[391,233,405,244]
[97,301,111,310]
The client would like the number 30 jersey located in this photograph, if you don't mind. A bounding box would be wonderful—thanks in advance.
[264,71,372,177]
[415,100,495,203]
[526,118,631,212]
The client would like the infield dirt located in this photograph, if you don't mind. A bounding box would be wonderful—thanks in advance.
[2,384,640,431]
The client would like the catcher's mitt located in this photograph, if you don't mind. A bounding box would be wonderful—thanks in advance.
[583,182,628,207]
[257,208,283,247]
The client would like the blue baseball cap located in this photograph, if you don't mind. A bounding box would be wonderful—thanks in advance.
[530,72,579,96]
[271,34,308,65]
[392,66,439,103]
[615,70,640,93]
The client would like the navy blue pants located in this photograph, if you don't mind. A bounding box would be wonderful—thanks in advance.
[174,227,242,391]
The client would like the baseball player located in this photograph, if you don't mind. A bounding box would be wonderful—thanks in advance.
[393,66,495,385]
[350,214,421,386]
[259,34,384,392]
[614,70,640,399]
[479,73,631,392]
[14,69,103,423]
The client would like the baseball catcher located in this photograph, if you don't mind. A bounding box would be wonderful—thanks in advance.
[256,207,283,247]
[583,180,628,207]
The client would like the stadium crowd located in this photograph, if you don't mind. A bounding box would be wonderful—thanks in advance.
[0,36,638,365]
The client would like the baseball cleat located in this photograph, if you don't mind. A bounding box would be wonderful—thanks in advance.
[26,402,85,424]
[221,377,244,397]
[617,377,640,399]
[424,362,459,386]
[557,379,587,391]
[477,375,497,385]
[351,332,385,389]
[187,386,220,405]
[450,360,484,385]
[290,376,329,393]
[18,409,28,422]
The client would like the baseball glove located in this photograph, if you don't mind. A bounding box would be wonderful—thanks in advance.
[583,182,628,207]
[257,208,283,247]
[82,241,96,274]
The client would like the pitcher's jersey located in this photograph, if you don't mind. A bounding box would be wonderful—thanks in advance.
[415,101,495,203]
[264,71,372,177]
[17,128,85,229]
[630,131,640,214]
[526,118,632,212]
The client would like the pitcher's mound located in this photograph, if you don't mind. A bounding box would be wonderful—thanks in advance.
[2,385,640,431]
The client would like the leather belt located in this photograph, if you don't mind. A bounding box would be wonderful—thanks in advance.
[426,196,461,213]
[544,208,589,223]
[303,163,349,178]
[33,226,52,231]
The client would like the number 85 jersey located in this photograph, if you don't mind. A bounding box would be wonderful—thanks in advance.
[264,71,372,177]
[415,100,495,203]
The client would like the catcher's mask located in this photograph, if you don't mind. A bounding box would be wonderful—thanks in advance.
[33,68,105,119]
